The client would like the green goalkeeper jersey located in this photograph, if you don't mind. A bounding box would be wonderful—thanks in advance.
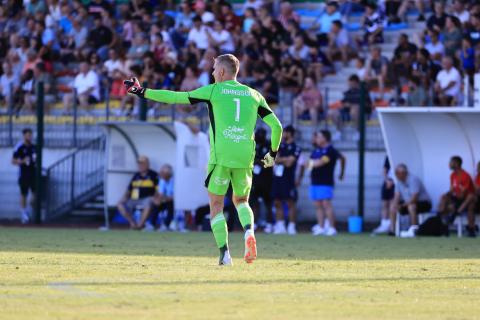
[144,80,282,169]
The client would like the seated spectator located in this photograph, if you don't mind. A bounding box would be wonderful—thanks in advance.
[407,76,428,106]
[219,3,242,33]
[306,46,334,82]
[328,75,371,128]
[0,62,20,108]
[139,164,174,232]
[150,33,170,62]
[194,1,215,24]
[461,37,475,87]
[411,48,441,90]
[361,2,384,46]
[439,156,476,232]
[465,13,480,48]
[366,46,389,97]
[127,33,150,66]
[424,30,445,63]
[309,130,345,236]
[187,16,209,51]
[426,1,447,33]
[103,49,123,79]
[251,66,278,103]
[394,34,417,59]
[288,35,310,60]
[87,15,114,61]
[63,62,100,112]
[443,16,463,58]
[117,156,158,229]
[243,7,256,33]
[384,0,402,24]
[207,21,235,54]
[293,77,322,125]
[23,62,56,112]
[434,56,461,106]
[327,20,350,66]
[452,0,470,25]
[243,0,263,12]
[317,1,342,45]
[353,57,368,81]
[278,1,300,29]
[466,161,480,237]
[389,164,432,237]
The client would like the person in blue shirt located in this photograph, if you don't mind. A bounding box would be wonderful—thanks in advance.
[309,130,345,236]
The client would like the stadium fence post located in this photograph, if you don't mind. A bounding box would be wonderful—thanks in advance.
[357,81,366,219]
[73,89,78,148]
[34,81,44,224]
[139,81,148,121]
[105,84,110,121]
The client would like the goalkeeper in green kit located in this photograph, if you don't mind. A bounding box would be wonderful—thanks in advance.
[124,54,282,266]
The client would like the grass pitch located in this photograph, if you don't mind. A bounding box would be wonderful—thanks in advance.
[0,228,479,320]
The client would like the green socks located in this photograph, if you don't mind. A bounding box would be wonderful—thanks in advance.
[210,213,228,249]
[237,202,254,231]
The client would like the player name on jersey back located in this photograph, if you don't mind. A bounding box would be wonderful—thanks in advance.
[221,88,252,96]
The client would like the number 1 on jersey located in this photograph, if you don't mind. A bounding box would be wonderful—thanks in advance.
[233,98,240,122]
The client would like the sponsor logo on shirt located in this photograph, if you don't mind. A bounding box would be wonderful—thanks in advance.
[223,126,247,143]
[221,88,251,96]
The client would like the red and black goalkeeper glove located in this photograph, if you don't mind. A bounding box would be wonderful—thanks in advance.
[123,77,146,97]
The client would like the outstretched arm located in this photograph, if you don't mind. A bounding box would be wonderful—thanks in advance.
[124,77,214,105]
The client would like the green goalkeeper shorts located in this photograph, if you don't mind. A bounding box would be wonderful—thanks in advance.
[205,164,252,197]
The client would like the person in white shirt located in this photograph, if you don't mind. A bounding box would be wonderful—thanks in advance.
[194,1,215,24]
[187,16,209,51]
[435,56,461,106]
[424,30,445,62]
[243,0,263,12]
[452,0,469,25]
[63,62,100,112]
[103,49,123,78]
[207,21,235,53]
[0,62,20,107]
[288,35,310,60]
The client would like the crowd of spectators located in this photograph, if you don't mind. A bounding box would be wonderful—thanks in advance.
[0,0,480,121]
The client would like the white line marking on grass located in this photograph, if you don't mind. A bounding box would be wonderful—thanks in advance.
[47,282,104,297]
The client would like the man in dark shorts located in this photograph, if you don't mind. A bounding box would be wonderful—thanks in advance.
[250,128,274,233]
[11,128,36,224]
[272,125,301,235]
[390,164,432,237]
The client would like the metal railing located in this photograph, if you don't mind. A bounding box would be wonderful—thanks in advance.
[44,135,106,220]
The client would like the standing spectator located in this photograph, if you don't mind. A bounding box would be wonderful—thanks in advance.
[317,1,342,45]
[438,156,475,228]
[11,128,36,224]
[293,77,322,125]
[272,125,302,235]
[372,157,394,234]
[187,16,210,51]
[434,56,461,106]
[140,164,174,232]
[250,128,274,233]
[87,15,114,61]
[117,156,159,229]
[390,164,432,238]
[63,62,100,112]
[309,130,345,236]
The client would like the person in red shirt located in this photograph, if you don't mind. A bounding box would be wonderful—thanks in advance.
[439,156,476,234]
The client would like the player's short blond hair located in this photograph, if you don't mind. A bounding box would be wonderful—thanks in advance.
[215,54,240,76]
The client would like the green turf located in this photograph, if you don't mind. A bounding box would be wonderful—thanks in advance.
[0,228,479,320]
